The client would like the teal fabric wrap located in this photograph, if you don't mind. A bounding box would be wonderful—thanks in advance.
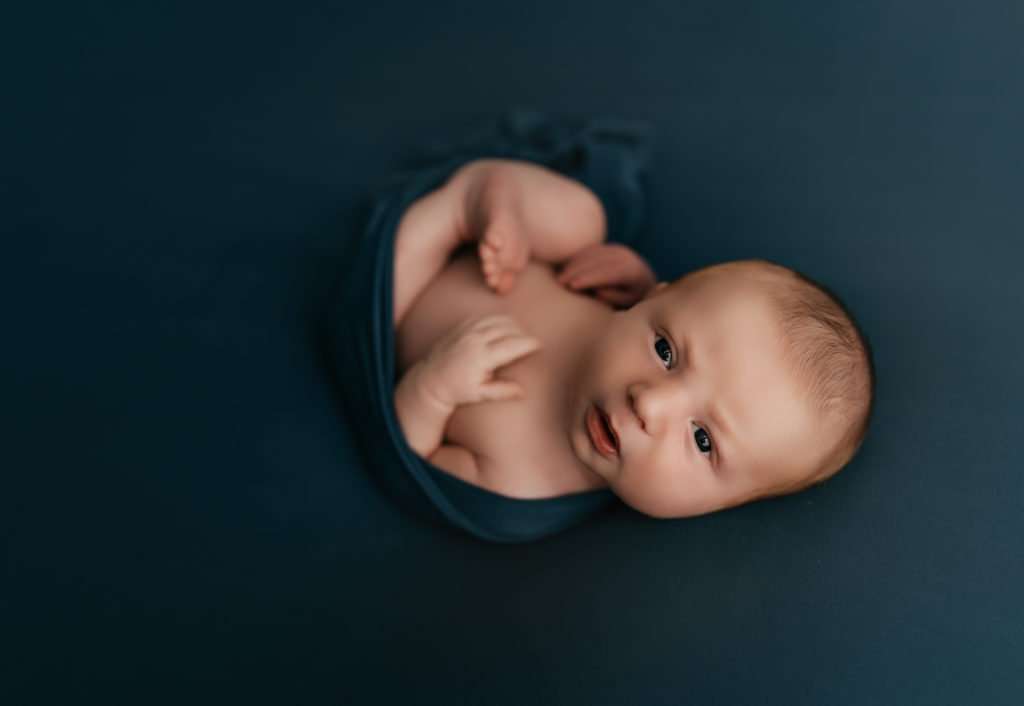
[326,111,652,542]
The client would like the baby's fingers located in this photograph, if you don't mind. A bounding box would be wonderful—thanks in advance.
[557,254,604,284]
[561,262,619,290]
[556,244,610,281]
[460,313,519,338]
[485,334,543,367]
[595,286,638,307]
[480,379,526,401]
[473,314,529,341]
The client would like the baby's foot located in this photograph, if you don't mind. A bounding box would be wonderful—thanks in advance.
[478,224,530,296]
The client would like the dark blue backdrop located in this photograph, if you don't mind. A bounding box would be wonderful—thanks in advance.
[5,1,1023,704]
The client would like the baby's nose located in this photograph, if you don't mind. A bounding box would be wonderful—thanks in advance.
[627,389,647,432]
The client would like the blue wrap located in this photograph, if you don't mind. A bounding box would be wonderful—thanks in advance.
[326,111,652,542]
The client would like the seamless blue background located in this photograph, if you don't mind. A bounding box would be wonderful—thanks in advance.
[5,1,1023,703]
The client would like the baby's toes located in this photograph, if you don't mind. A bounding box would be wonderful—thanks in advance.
[478,243,500,279]
[477,240,493,262]
[482,227,504,250]
[478,240,493,261]
[490,228,528,272]
[497,271,517,295]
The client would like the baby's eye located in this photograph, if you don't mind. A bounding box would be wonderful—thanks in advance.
[654,333,673,368]
[693,422,713,458]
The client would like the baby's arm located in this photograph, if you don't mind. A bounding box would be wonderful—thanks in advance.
[394,359,460,461]
[394,360,485,484]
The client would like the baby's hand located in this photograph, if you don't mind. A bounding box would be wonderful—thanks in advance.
[556,243,658,309]
[418,314,542,409]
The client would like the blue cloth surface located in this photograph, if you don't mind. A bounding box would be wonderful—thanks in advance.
[326,111,651,542]
[8,1,1024,702]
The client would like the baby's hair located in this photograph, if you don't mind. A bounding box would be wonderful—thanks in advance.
[683,259,876,503]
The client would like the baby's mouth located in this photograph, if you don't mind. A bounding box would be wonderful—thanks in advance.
[588,404,620,457]
[598,405,620,453]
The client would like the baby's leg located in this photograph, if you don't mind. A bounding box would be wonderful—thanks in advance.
[392,159,607,324]
[392,179,465,329]
[461,160,607,295]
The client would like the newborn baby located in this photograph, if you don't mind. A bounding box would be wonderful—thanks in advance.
[393,159,874,518]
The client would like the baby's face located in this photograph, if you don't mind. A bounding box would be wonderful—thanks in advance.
[568,267,825,518]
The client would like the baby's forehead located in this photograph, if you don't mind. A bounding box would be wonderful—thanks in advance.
[665,273,780,330]
[664,274,815,419]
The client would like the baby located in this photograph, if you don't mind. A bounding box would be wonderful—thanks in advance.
[392,159,875,519]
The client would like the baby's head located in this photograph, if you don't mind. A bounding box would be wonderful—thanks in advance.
[571,258,875,518]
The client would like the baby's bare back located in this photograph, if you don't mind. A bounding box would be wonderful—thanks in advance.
[395,248,608,498]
